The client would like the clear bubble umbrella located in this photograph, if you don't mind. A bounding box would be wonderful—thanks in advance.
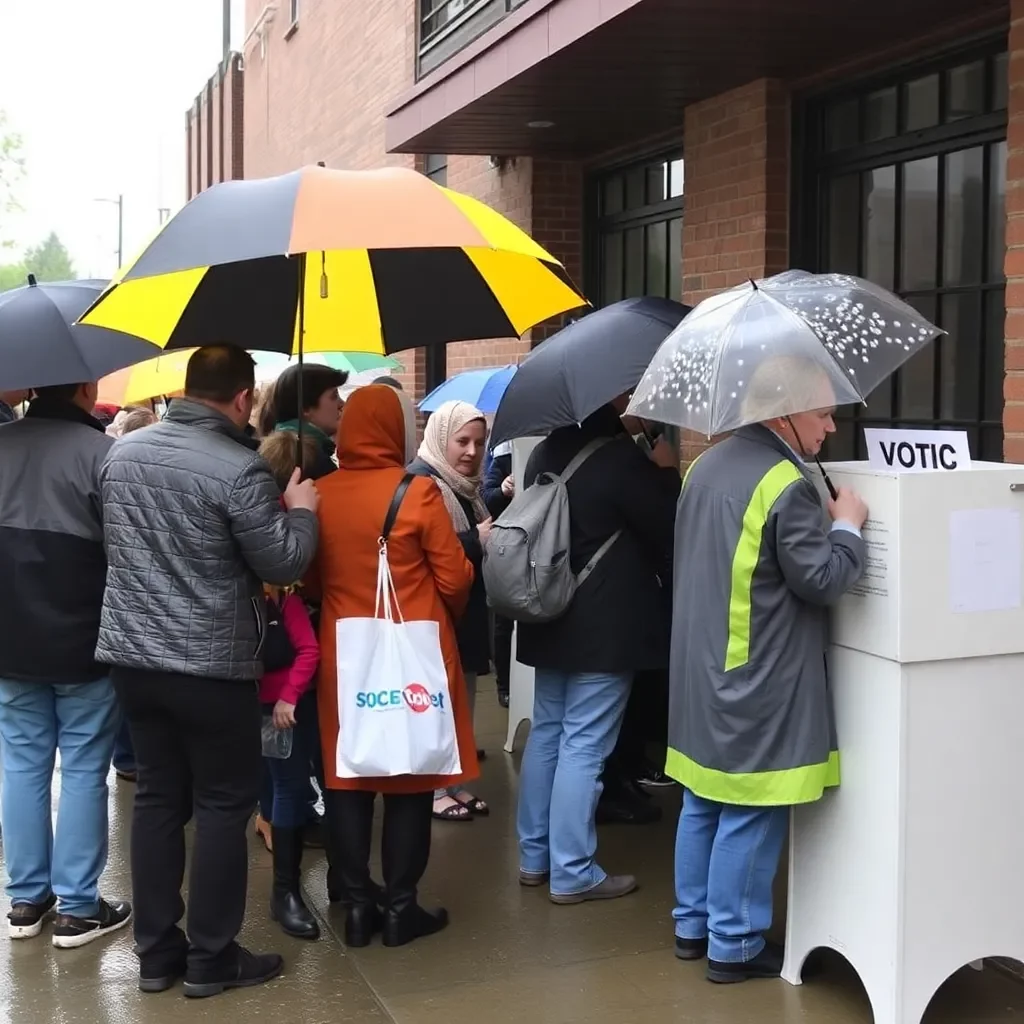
[627,270,943,439]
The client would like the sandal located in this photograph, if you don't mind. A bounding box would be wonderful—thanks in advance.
[453,791,490,816]
[432,796,473,822]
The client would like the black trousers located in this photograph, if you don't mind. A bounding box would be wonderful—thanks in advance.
[112,667,262,972]
[492,613,513,697]
[603,668,669,789]
[324,790,432,912]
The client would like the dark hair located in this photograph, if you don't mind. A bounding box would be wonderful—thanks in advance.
[184,346,256,404]
[35,383,86,403]
[373,376,402,390]
[272,363,348,423]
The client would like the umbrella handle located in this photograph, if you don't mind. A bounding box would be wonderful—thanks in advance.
[815,456,838,501]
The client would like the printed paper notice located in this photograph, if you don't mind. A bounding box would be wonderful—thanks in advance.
[949,509,1022,614]
[849,518,890,599]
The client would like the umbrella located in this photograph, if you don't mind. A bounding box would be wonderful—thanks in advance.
[419,364,516,414]
[76,164,587,357]
[626,271,943,437]
[252,351,402,386]
[0,276,158,391]
[490,297,690,446]
[98,348,196,406]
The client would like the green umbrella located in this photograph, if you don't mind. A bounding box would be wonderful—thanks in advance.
[253,350,401,385]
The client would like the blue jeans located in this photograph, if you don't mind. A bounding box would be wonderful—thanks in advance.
[263,691,320,829]
[517,669,632,896]
[0,677,119,917]
[673,789,789,963]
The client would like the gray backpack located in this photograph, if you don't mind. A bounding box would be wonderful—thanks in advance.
[482,437,622,623]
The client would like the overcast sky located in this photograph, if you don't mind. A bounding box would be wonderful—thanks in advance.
[0,0,246,279]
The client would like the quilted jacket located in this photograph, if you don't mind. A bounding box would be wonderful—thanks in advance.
[95,398,319,682]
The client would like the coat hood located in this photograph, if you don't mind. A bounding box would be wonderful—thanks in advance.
[337,383,417,471]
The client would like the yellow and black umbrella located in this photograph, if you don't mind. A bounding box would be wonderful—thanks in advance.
[79,165,587,355]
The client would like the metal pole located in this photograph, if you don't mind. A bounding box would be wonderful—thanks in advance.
[117,194,123,269]
[223,0,231,57]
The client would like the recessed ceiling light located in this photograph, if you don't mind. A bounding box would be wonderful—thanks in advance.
[527,120,555,129]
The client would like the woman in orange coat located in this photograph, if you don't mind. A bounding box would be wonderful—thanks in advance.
[313,383,478,950]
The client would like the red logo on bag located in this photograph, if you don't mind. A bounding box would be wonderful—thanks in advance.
[402,683,433,713]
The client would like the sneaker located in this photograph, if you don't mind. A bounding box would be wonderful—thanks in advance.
[636,768,676,788]
[707,941,784,984]
[52,898,132,949]
[7,893,57,939]
[183,946,283,999]
[549,874,638,905]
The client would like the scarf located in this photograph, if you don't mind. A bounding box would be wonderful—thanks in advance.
[417,400,489,533]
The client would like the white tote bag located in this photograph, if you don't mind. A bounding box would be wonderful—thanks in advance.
[335,535,462,779]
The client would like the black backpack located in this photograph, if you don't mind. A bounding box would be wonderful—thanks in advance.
[262,594,296,673]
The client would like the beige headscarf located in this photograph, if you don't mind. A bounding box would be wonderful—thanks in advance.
[417,400,489,532]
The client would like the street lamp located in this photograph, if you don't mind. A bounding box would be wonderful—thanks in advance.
[94,194,123,269]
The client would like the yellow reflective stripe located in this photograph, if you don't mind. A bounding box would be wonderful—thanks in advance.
[665,747,840,806]
[724,460,802,671]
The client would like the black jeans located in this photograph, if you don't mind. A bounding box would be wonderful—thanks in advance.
[602,669,669,790]
[492,613,513,697]
[112,667,262,973]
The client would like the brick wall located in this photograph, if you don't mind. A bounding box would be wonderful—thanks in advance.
[184,54,245,201]
[678,78,791,461]
[1004,0,1024,462]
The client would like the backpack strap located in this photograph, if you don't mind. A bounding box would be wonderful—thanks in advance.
[382,473,415,542]
[577,529,622,586]
[560,435,614,483]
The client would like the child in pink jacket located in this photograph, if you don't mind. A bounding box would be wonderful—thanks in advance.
[260,584,321,942]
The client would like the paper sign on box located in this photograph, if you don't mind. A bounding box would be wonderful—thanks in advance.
[863,428,971,474]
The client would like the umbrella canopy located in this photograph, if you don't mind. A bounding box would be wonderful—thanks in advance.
[97,348,196,406]
[77,165,587,356]
[419,364,516,414]
[252,350,402,386]
[490,297,690,446]
[0,276,159,391]
[626,271,943,437]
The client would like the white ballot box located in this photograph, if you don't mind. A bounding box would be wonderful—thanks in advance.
[504,437,542,753]
[783,460,1024,1024]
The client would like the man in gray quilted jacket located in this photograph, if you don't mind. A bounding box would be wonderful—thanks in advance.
[96,345,319,999]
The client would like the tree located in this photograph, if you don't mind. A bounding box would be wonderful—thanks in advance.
[0,110,25,250]
[23,232,74,282]
[0,260,27,292]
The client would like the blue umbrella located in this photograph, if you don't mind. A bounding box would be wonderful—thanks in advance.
[419,364,516,413]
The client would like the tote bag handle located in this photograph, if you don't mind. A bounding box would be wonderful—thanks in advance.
[375,473,416,624]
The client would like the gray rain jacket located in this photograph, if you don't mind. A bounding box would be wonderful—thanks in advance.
[95,399,318,682]
[667,425,865,806]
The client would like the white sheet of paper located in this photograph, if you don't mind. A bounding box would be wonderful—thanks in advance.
[949,509,1022,614]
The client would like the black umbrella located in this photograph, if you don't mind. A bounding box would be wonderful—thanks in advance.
[0,276,159,391]
[490,296,691,446]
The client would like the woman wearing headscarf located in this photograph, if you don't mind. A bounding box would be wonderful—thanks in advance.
[312,385,478,949]
[409,400,492,822]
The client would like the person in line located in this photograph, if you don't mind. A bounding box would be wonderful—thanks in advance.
[268,363,348,480]
[315,384,477,949]
[669,358,866,983]
[0,382,132,948]
[95,346,319,998]
[0,388,29,424]
[409,400,492,822]
[482,440,514,709]
[110,406,160,784]
[516,398,680,904]
[256,431,323,941]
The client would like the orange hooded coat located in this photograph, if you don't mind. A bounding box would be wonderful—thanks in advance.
[313,384,480,793]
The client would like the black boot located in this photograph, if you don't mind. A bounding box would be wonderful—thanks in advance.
[324,791,383,947]
[381,792,447,948]
[269,826,320,940]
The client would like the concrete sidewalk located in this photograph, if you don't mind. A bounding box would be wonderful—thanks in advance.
[2,681,1023,1023]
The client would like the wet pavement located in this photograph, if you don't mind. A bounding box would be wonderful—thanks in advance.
[2,678,1024,1023]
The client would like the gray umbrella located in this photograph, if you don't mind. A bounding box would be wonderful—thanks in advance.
[489,296,691,446]
[0,276,159,390]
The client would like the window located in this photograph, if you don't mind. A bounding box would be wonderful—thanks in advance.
[418,0,527,77]
[590,152,684,305]
[424,154,448,187]
[797,44,1008,461]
